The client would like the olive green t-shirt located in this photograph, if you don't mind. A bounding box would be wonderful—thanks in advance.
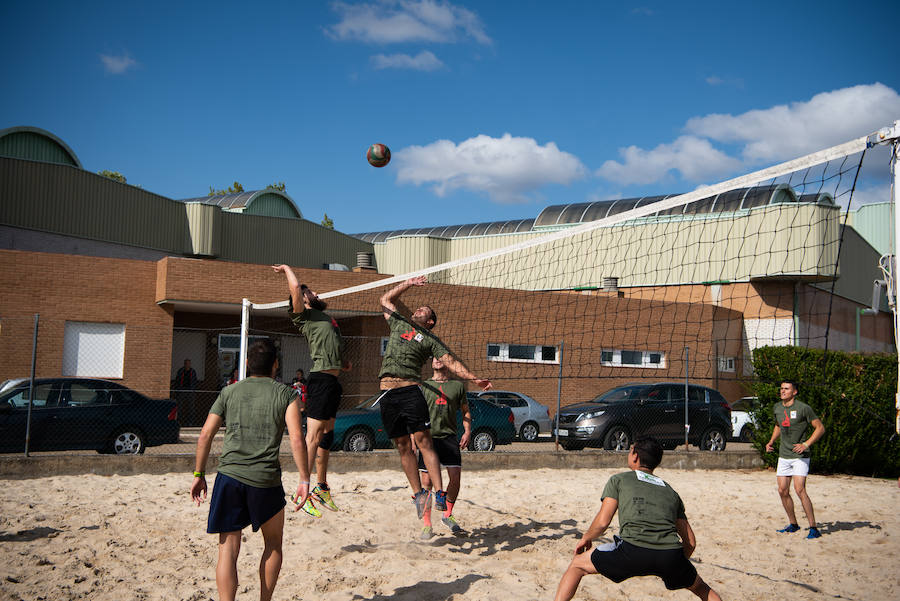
[774,400,819,459]
[421,379,467,438]
[290,308,344,373]
[209,377,297,488]
[378,312,450,381]
[601,470,686,550]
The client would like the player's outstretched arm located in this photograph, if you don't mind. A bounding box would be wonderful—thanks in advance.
[575,497,618,554]
[191,412,223,506]
[438,353,491,390]
[272,264,303,313]
[381,276,426,319]
[675,518,696,558]
[286,399,311,510]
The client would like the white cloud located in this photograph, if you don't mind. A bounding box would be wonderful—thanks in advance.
[372,50,444,71]
[100,52,137,75]
[705,76,724,86]
[596,136,742,186]
[395,134,587,203]
[847,182,891,211]
[327,0,491,44]
[685,83,900,163]
[596,83,900,186]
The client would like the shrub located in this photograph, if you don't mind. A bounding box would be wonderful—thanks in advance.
[749,346,899,477]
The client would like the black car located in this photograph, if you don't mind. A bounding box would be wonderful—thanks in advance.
[553,382,731,451]
[0,378,180,455]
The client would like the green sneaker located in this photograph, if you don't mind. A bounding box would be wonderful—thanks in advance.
[291,493,322,518]
[441,515,465,535]
[312,485,339,512]
[420,526,434,540]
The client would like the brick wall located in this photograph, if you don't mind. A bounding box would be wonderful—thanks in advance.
[0,250,173,397]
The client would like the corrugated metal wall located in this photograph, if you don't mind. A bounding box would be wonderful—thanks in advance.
[851,202,892,256]
[0,156,375,268]
[373,204,843,290]
[243,192,299,219]
[0,158,191,252]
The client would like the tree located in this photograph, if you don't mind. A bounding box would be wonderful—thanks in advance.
[267,181,286,192]
[321,213,334,229]
[98,170,127,184]
[209,181,244,196]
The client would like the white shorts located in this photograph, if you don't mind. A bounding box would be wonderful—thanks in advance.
[776,457,810,477]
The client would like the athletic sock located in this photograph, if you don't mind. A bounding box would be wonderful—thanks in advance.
[423,507,432,527]
[317,482,330,491]
[444,500,455,518]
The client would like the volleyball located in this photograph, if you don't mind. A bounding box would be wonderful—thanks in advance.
[366,143,391,168]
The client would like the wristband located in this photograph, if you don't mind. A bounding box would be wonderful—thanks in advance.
[193,471,205,478]
[299,480,310,485]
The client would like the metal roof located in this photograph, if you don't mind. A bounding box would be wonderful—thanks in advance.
[353,185,834,242]
[0,126,83,168]
[353,218,536,243]
[179,189,302,219]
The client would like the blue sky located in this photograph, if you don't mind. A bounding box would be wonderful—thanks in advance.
[2,1,899,234]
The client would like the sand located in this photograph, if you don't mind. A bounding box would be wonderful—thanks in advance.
[0,466,897,601]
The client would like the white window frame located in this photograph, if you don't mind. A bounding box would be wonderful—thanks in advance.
[63,321,126,378]
[380,337,389,355]
[718,356,736,373]
[600,349,666,369]
[486,343,559,364]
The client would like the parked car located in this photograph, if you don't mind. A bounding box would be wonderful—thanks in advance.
[553,382,731,452]
[730,396,759,442]
[331,393,516,452]
[471,390,553,442]
[0,378,180,455]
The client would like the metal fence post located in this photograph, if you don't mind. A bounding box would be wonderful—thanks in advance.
[25,313,39,457]
[555,340,564,450]
[684,346,689,449]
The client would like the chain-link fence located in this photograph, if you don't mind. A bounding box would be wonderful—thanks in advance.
[1,315,744,457]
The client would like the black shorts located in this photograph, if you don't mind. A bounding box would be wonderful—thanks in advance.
[305,372,342,421]
[590,536,697,591]
[418,435,462,470]
[378,385,431,439]
[207,472,286,534]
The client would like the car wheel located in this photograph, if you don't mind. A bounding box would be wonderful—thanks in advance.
[700,427,727,451]
[520,422,539,442]
[468,430,496,452]
[110,430,145,455]
[560,441,584,451]
[739,425,754,443]
[603,426,631,451]
[342,428,374,452]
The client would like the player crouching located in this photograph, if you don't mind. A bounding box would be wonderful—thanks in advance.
[554,436,721,601]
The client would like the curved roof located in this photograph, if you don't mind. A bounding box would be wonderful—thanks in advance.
[354,185,834,243]
[535,185,813,227]
[0,126,82,168]
[354,218,535,243]
[179,189,302,219]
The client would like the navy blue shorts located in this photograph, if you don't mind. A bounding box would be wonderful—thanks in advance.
[378,385,431,439]
[590,536,697,590]
[207,472,286,534]
[305,372,342,421]
[418,435,462,469]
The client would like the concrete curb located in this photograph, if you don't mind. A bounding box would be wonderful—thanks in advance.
[0,450,763,479]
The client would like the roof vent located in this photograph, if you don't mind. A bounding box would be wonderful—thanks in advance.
[602,277,619,291]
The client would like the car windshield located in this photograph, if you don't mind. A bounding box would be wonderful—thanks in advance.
[591,385,649,403]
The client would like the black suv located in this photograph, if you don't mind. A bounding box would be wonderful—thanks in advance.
[553,382,731,451]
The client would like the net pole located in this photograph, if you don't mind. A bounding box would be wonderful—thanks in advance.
[893,140,900,434]
[239,299,250,381]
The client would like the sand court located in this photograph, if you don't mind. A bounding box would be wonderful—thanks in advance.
[1,467,897,600]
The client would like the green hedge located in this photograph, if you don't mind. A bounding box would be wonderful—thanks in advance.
[749,346,899,477]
